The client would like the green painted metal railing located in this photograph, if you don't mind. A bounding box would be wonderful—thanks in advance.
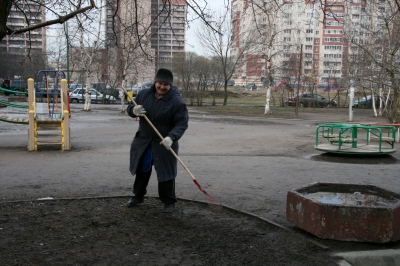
[0,87,28,95]
[0,99,28,109]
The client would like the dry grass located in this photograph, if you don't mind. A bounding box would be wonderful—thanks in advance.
[182,87,353,107]
[183,88,388,123]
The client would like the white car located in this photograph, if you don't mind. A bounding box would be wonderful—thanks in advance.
[69,88,116,103]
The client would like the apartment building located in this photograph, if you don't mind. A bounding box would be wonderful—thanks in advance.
[102,0,186,84]
[231,0,392,89]
[151,0,187,70]
[102,0,155,85]
[0,2,46,78]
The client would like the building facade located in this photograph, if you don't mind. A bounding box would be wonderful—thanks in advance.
[102,0,186,85]
[151,0,187,70]
[0,2,46,79]
[230,0,394,90]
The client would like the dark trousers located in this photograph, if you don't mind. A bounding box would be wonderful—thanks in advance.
[133,168,177,204]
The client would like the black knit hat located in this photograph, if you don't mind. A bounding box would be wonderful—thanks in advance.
[154,68,173,86]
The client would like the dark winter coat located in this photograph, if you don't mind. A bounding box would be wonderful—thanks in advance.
[127,85,189,182]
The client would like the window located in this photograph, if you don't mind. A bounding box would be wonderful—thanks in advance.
[325,37,342,42]
[283,37,291,41]
[324,54,342,58]
[327,12,344,18]
[306,37,313,42]
[326,21,343,26]
[324,46,342,50]
[306,29,313,33]
[284,29,291,34]
[325,29,343,34]
[285,4,292,10]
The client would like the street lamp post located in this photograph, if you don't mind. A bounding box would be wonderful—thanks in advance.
[349,79,354,122]
[61,11,70,85]
[65,20,70,85]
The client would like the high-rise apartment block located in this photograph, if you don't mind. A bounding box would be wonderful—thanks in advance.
[103,0,186,84]
[151,0,187,70]
[0,2,46,78]
[231,0,391,88]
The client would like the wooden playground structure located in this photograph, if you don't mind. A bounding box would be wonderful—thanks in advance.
[315,123,397,155]
[0,72,70,151]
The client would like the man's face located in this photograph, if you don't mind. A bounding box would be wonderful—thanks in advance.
[155,81,171,97]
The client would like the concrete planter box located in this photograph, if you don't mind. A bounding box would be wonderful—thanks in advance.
[286,182,400,243]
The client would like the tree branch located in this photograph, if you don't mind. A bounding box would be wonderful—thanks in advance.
[7,2,96,37]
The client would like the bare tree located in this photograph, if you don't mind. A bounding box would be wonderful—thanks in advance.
[196,9,255,106]
[74,3,105,111]
[171,51,199,105]
[0,0,96,42]
[1,0,224,83]
[104,0,154,113]
[342,0,400,122]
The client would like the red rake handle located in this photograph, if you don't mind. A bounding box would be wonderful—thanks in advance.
[121,87,200,185]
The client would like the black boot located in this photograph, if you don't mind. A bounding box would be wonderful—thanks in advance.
[159,179,177,212]
[127,197,144,207]
[128,169,152,208]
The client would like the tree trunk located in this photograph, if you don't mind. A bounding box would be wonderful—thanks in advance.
[264,88,271,114]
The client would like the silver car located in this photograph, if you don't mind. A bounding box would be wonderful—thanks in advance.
[69,88,116,103]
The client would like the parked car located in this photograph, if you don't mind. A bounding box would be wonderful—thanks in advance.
[227,80,235,86]
[284,93,337,107]
[34,82,46,92]
[69,88,116,103]
[69,84,86,92]
[353,95,372,108]
[1,79,28,95]
[35,83,62,94]
[90,82,120,99]
[353,95,392,108]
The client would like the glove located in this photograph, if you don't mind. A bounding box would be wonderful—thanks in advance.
[160,136,173,150]
[133,105,146,116]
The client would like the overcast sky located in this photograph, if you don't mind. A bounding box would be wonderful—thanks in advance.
[185,0,228,55]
